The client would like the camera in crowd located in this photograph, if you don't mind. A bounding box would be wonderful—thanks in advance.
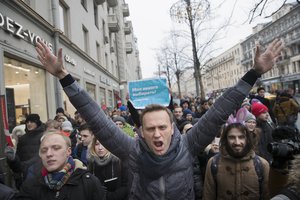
[268,126,300,169]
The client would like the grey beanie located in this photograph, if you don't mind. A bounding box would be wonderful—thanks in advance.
[113,116,126,124]
[245,112,256,122]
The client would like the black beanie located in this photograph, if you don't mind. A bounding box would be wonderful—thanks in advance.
[25,114,42,127]
[56,107,64,114]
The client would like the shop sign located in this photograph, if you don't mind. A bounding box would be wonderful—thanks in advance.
[64,54,76,66]
[0,12,53,52]
[84,67,95,77]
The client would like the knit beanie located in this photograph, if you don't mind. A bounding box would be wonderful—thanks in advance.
[251,103,268,117]
[183,109,193,117]
[113,116,126,124]
[61,121,73,131]
[56,107,64,114]
[25,114,42,127]
[241,101,251,108]
[245,112,256,122]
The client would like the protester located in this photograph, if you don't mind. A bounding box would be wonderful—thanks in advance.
[113,116,135,137]
[252,102,274,163]
[36,38,283,199]
[6,113,45,189]
[16,131,105,199]
[203,123,270,200]
[88,137,129,200]
[273,91,299,127]
[72,123,94,165]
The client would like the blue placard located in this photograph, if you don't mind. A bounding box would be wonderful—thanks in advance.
[128,78,170,109]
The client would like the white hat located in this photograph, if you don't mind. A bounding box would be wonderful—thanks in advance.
[61,121,73,131]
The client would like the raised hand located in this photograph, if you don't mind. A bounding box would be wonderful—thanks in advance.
[35,41,68,79]
[253,38,284,75]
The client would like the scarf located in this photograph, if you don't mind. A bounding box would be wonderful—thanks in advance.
[42,156,75,190]
[138,127,188,180]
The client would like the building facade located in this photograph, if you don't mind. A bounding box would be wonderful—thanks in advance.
[0,0,141,131]
[203,44,243,98]
[240,3,300,93]
[201,3,300,99]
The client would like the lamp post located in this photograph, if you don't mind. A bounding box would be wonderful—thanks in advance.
[170,0,209,98]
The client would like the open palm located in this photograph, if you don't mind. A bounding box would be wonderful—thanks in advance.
[35,41,68,79]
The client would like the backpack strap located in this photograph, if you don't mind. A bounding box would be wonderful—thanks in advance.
[210,153,220,199]
[253,155,264,200]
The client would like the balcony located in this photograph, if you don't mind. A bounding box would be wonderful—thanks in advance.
[107,0,118,7]
[94,0,105,5]
[125,42,133,54]
[124,21,132,35]
[286,32,300,45]
[122,4,130,17]
[108,14,119,32]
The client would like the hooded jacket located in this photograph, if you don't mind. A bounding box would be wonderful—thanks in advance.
[203,147,270,200]
[60,70,258,199]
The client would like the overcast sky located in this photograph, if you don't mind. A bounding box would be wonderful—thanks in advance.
[125,0,293,78]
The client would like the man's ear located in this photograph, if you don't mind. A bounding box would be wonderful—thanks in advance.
[66,147,71,156]
[171,123,174,135]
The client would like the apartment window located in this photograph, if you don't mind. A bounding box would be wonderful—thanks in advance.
[96,42,101,63]
[102,20,106,45]
[59,1,69,36]
[82,25,89,54]
[105,53,108,69]
[81,0,87,10]
[94,1,99,28]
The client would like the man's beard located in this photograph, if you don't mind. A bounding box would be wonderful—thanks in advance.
[226,142,251,158]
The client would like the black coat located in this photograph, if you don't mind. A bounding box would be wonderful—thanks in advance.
[16,169,105,200]
[89,155,129,200]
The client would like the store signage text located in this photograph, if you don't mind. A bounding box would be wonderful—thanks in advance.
[84,68,95,77]
[0,12,53,52]
[64,54,76,66]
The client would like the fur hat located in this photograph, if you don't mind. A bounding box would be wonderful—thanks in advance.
[25,114,42,127]
[113,116,126,124]
[251,103,268,117]
[61,121,73,131]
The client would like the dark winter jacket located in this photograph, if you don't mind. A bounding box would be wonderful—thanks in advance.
[16,124,45,162]
[16,168,105,200]
[256,119,274,164]
[88,154,129,200]
[60,69,258,199]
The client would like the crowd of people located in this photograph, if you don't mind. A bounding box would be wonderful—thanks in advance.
[1,38,300,200]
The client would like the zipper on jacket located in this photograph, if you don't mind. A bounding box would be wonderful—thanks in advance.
[55,191,60,199]
[159,176,166,200]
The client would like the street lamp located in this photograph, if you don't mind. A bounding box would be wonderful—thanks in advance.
[170,0,210,98]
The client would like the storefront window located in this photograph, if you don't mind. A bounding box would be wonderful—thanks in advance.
[4,57,47,126]
[108,90,113,108]
[99,87,106,106]
[63,78,80,118]
[86,82,96,100]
